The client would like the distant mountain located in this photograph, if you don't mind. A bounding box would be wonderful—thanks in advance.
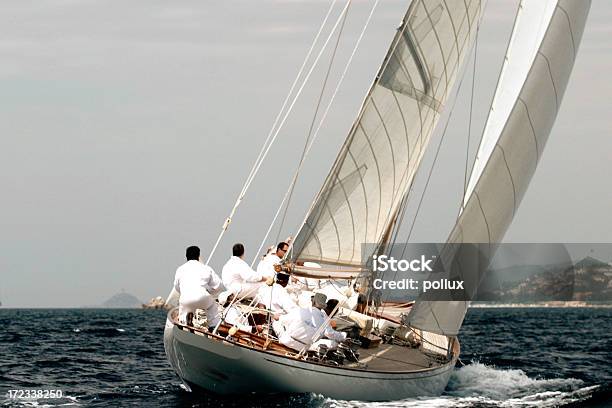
[574,256,610,270]
[102,292,142,308]
[475,256,612,302]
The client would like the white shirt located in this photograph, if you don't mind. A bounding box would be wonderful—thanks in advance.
[277,306,319,350]
[221,256,261,290]
[256,253,281,279]
[255,283,298,315]
[311,306,347,343]
[173,260,222,301]
[224,305,252,332]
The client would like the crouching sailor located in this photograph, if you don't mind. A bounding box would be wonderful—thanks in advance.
[275,294,346,352]
[218,290,263,333]
[221,243,266,298]
[173,245,223,328]
[255,272,298,315]
[310,298,348,350]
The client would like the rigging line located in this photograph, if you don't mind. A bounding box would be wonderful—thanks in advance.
[240,0,339,200]
[461,25,479,217]
[275,1,352,244]
[250,0,352,267]
[205,0,349,266]
[234,0,352,211]
[252,0,381,266]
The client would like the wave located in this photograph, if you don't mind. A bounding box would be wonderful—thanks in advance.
[326,363,599,408]
[469,303,612,309]
[72,327,126,336]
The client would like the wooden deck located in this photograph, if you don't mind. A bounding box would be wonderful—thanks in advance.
[352,343,440,372]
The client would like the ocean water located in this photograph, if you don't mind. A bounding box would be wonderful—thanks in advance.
[0,308,610,407]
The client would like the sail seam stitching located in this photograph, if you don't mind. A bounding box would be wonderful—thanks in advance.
[556,5,576,57]
[496,145,517,218]
[348,151,369,250]
[443,0,462,72]
[422,1,450,104]
[390,90,411,165]
[358,121,384,240]
[473,191,491,251]
[323,201,342,264]
[337,171,357,262]
[392,52,426,152]
[518,98,540,162]
[538,51,559,111]
[371,98,397,205]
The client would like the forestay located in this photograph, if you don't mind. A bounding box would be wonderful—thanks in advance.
[289,0,483,267]
[407,0,591,336]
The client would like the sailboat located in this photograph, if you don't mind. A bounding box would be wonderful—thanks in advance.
[164,0,590,401]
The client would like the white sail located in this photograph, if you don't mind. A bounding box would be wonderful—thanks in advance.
[407,0,591,336]
[290,0,483,268]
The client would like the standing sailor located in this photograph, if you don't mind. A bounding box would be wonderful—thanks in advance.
[221,243,265,298]
[173,245,223,327]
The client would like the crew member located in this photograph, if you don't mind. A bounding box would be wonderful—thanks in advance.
[173,245,223,327]
[218,290,263,333]
[312,299,348,348]
[256,241,289,279]
[275,294,346,351]
[255,272,298,315]
[221,243,265,298]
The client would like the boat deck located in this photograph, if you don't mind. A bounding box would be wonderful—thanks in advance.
[351,343,440,372]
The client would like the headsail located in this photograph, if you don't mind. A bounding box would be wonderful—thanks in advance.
[407,0,591,336]
[289,0,483,268]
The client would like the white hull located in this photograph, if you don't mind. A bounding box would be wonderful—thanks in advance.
[164,314,458,401]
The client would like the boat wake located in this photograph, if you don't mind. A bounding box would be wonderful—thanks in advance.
[326,363,600,407]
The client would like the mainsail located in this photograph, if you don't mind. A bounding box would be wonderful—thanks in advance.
[407,0,591,336]
[289,0,483,268]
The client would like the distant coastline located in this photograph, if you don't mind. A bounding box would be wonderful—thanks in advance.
[470,301,612,308]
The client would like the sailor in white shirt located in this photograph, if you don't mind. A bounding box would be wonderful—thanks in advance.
[311,298,347,349]
[173,246,223,327]
[275,304,319,351]
[256,241,289,280]
[275,293,346,351]
[255,272,298,315]
[221,243,265,299]
[218,291,263,333]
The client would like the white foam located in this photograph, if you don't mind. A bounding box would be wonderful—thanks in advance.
[326,364,598,408]
[447,363,588,400]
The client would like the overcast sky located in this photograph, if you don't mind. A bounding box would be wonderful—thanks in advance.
[1,0,610,307]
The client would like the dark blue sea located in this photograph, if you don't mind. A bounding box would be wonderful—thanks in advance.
[0,308,610,407]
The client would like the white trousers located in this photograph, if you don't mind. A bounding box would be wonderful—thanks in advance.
[179,292,220,327]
